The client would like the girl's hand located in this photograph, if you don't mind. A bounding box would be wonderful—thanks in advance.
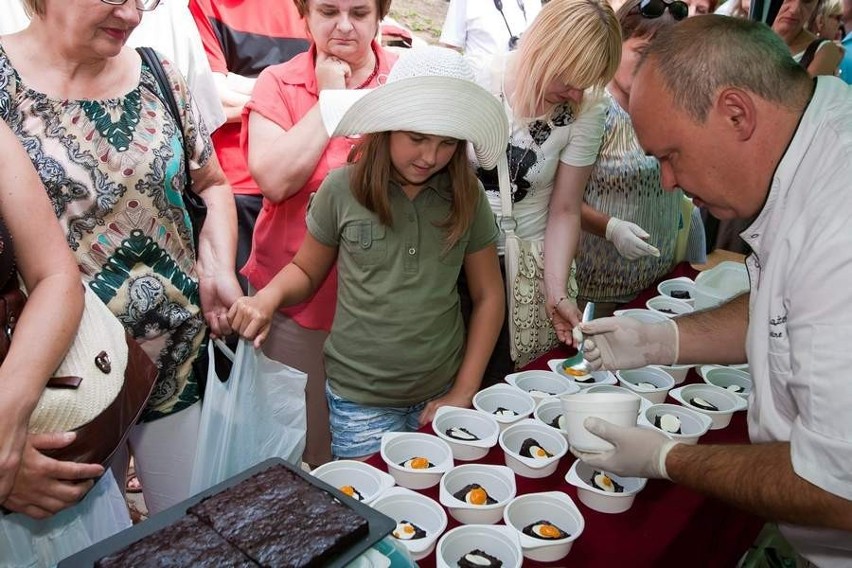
[549,297,583,345]
[3,432,103,520]
[418,389,475,427]
[227,292,276,348]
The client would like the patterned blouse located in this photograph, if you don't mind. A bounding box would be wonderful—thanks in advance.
[575,93,681,304]
[0,44,213,421]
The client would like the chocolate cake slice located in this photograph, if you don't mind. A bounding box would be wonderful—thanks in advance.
[189,464,369,568]
[95,515,257,567]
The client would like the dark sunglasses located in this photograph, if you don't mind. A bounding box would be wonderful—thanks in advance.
[636,0,689,20]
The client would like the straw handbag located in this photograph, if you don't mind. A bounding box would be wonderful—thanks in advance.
[0,282,158,467]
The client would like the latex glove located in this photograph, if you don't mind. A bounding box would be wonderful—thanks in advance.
[571,417,680,480]
[606,217,661,260]
[579,316,679,370]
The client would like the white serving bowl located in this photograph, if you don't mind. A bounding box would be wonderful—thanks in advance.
[431,406,500,462]
[560,392,640,453]
[703,367,753,398]
[371,486,447,561]
[498,418,568,478]
[612,308,671,324]
[438,464,516,525]
[646,295,694,318]
[547,358,618,388]
[472,384,536,431]
[380,432,454,490]
[652,363,695,385]
[565,459,647,514]
[584,385,652,416]
[657,277,697,307]
[503,491,585,563]
[505,370,580,402]
[310,460,395,505]
[436,524,523,568]
[638,403,713,445]
[533,397,571,442]
[694,261,749,310]
[616,366,676,404]
[669,384,748,430]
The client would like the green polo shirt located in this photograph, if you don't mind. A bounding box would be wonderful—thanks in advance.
[307,165,499,406]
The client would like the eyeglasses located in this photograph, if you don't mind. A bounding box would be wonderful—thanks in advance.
[635,0,689,20]
[100,0,161,11]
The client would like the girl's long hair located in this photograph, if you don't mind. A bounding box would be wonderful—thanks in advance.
[348,132,482,254]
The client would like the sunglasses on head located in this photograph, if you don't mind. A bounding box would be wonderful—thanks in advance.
[636,0,689,20]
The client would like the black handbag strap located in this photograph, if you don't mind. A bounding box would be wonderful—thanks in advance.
[798,38,826,71]
[136,47,191,188]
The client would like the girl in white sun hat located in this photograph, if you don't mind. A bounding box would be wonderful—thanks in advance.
[228,46,509,459]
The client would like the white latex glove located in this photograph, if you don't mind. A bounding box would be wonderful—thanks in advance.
[572,417,680,480]
[579,317,679,370]
[606,217,661,260]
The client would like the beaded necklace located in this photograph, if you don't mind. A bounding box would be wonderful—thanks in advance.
[353,54,379,90]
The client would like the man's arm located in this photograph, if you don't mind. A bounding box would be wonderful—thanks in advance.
[676,292,749,365]
[668,442,852,531]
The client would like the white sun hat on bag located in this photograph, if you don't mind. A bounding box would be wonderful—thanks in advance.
[318,46,510,170]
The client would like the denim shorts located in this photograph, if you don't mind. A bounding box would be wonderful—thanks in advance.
[325,383,430,459]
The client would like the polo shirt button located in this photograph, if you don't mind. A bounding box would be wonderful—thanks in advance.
[408,247,416,255]
[408,215,415,222]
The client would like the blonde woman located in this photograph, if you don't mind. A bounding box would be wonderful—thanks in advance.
[468,0,621,382]
[809,0,844,40]
[773,0,843,75]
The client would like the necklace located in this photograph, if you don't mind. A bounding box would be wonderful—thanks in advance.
[353,54,379,90]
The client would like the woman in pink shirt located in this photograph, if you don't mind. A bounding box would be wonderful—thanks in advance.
[241,0,396,467]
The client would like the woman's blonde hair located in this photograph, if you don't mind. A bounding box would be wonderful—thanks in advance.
[292,0,392,20]
[512,0,622,120]
[348,132,482,253]
[21,0,44,17]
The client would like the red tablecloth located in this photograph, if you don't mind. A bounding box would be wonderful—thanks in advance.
[365,263,763,567]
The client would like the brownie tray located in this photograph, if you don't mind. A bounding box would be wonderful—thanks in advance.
[59,458,396,568]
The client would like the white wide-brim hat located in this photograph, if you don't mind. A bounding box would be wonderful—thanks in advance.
[319,46,509,170]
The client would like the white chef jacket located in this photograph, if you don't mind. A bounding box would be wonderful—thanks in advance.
[742,76,852,567]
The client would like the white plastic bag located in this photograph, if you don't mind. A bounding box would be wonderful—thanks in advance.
[190,339,307,494]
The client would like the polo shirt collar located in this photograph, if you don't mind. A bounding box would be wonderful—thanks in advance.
[390,171,454,201]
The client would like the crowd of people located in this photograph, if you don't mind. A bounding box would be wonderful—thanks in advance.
[0,0,850,566]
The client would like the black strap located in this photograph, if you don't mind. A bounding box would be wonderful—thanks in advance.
[798,38,826,71]
[135,46,206,247]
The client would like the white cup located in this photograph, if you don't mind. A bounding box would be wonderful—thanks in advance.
[559,393,640,452]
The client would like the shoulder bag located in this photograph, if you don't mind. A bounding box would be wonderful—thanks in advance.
[1,276,158,468]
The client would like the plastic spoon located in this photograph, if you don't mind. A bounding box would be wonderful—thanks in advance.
[568,302,595,373]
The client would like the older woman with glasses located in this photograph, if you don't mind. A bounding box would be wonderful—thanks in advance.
[0,0,242,532]
[576,0,698,316]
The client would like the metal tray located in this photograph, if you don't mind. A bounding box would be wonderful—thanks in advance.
[59,458,396,567]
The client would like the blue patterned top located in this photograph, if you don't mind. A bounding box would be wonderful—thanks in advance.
[0,44,214,421]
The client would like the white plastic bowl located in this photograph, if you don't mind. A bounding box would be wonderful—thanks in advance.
[584,385,652,416]
[438,464,516,525]
[657,277,697,307]
[638,403,713,445]
[472,383,536,431]
[694,261,749,310]
[646,295,694,317]
[498,418,568,478]
[565,459,647,514]
[371,486,447,561]
[616,366,676,404]
[560,392,640,453]
[612,308,671,324]
[669,384,748,429]
[380,432,454,490]
[533,398,571,442]
[310,460,395,505]
[503,491,585,563]
[436,524,523,568]
[703,367,753,398]
[505,370,580,402]
[547,359,618,388]
[431,406,500,461]
[652,363,694,385]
